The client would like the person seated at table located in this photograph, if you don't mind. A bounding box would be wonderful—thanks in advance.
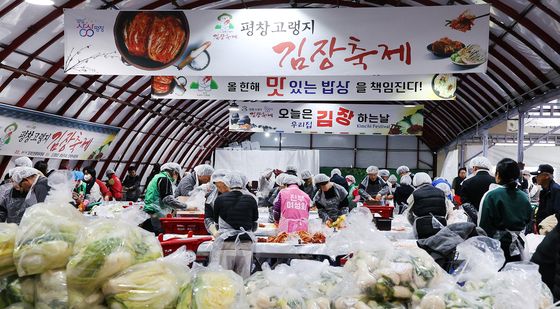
[313,174,349,223]
[0,167,49,224]
[205,169,228,235]
[212,171,258,279]
[273,175,311,233]
[175,164,214,197]
[142,163,189,235]
[407,172,453,239]
[478,158,532,263]
[358,166,390,202]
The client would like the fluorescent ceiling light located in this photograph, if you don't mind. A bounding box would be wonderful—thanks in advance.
[264,132,270,137]
[494,143,555,147]
[25,0,54,5]
[404,105,416,107]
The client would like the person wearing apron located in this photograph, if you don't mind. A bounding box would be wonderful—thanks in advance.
[312,174,349,223]
[211,171,258,279]
[142,162,189,234]
[478,158,532,263]
[273,175,311,233]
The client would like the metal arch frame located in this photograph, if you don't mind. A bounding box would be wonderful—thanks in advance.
[3,0,557,166]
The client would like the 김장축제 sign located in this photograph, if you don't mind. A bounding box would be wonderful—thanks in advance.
[64,5,489,76]
[229,102,425,136]
[150,74,457,100]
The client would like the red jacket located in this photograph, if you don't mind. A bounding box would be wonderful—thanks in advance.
[96,179,112,199]
[107,174,123,200]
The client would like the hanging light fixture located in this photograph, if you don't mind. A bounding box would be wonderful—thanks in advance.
[25,0,55,5]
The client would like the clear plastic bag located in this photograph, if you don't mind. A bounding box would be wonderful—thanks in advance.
[35,269,68,309]
[102,246,195,309]
[14,171,87,276]
[66,208,162,308]
[410,286,493,309]
[453,236,505,283]
[0,223,18,277]
[177,264,247,309]
[185,189,207,212]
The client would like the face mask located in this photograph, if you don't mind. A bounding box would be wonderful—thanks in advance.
[84,174,92,181]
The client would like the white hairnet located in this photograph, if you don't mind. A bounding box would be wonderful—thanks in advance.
[161,162,182,177]
[435,182,452,196]
[194,164,214,176]
[413,172,432,187]
[300,170,313,180]
[262,168,274,178]
[313,173,330,184]
[223,171,245,189]
[388,175,398,183]
[105,169,115,176]
[396,165,410,175]
[470,156,492,170]
[330,168,342,177]
[366,166,379,174]
[346,175,356,184]
[400,175,412,186]
[11,167,40,184]
[211,169,228,183]
[379,169,390,177]
[14,157,33,168]
[282,175,301,186]
[286,165,298,172]
[276,173,289,186]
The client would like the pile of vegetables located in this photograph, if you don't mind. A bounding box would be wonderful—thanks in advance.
[178,269,247,308]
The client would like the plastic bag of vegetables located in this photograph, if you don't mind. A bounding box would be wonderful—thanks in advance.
[102,246,195,309]
[0,223,18,277]
[14,171,87,276]
[452,236,505,284]
[245,263,304,309]
[410,286,492,309]
[177,266,247,309]
[35,269,68,309]
[67,207,162,308]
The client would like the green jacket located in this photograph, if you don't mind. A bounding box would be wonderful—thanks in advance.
[144,171,173,215]
[347,183,358,209]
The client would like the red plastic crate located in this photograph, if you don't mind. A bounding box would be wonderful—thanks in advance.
[364,205,394,219]
[159,216,209,235]
[158,234,213,256]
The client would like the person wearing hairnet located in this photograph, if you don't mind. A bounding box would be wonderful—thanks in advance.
[105,169,123,200]
[300,170,315,201]
[0,167,49,224]
[379,169,390,182]
[204,169,229,235]
[143,162,190,234]
[313,173,349,223]
[285,165,298,177]
[14,157,33,168]
[346,175,360,210]
[396,165,413,179]
[386,174,399,196]
[394,175,414,212]
[262,173,288,223]
[273,175,310,233]
[330,168,349,191]
[257,168,275,207]
[432,177,453,201]
[359,166,390,202]
[406,172,453,238]
[460,156,495,211]
[175,164,214,197]
[212,171,258,279]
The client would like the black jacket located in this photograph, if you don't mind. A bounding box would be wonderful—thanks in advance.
[214,191,258,241]
[460,171,495,211]
[536,181,560,225]
[410,185,447,217]
[531,217,560,301]
[394,184,414,206]
[330,174,349,191]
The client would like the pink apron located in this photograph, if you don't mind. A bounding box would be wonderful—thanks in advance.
[277,185,311,233]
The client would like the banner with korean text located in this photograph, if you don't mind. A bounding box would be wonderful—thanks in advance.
[0,105,119,160]
[151,74,457,100]
[229,102,424,136]
[64,5,489,76]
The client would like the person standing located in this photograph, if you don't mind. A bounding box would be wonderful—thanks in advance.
[460,157,495,211]
[105,169,123,201]
[313,174,349,223]
[122,166,141,202]
[212,171,258,279]
[330,168,349,191]
[175,164,214,197]
[358,166,390,202]
[273,175,311,233]
[394,175,414,210]
[532,164,560,225]
[346,175,359,210]
[301,170,315,201]
[478,158,532,262]
[256,169,275,207]
[451,167,467,196]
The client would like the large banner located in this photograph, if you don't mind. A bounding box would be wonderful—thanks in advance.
[0,105,119,160]
[64,5,489,76]
[151,74,457,100]
[229,102,424,135]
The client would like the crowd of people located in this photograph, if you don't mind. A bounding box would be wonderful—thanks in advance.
[1,155,560,294]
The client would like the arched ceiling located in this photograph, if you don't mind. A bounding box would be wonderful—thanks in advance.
[0,0,559,178]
